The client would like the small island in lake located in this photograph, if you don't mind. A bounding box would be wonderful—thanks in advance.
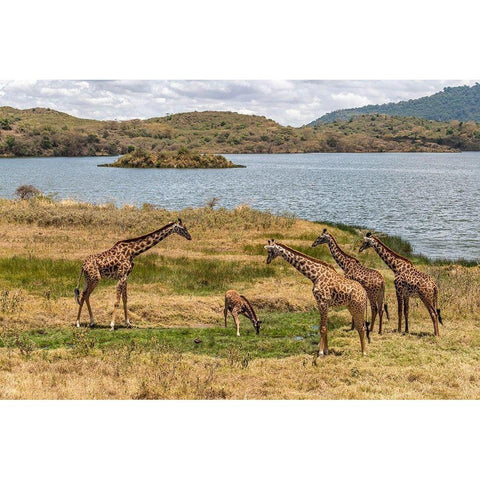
[99,147,245,169]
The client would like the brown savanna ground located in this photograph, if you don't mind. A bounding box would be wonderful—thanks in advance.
[0,197,479,399]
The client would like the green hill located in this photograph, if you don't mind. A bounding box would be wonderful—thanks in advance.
[2,106,480,155]
[310,83,480,125]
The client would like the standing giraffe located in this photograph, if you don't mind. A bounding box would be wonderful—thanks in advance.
[74,219,192,330]
[223,290,261,336]
[312,228,390,334]
[264,240,369,356]
[359,232,442,335]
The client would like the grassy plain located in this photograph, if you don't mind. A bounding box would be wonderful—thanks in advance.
[0,197,479,399]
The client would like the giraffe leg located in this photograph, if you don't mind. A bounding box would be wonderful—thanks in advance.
[76,277,98,328]
[396,290,403,333]
[403,296,410,334]
[224,307,228,327]
[315,300,328,356]
[377,300,383,335]
[354,315,367,356]
[377,285,385,334]
[122,283,132,327]
[369,300,378,334]
[111,280,124,331]
[76,297,85,328]
[232,310,240,337]
[348,297,367,355]
[420,294,439,336]
[85,295,96,327]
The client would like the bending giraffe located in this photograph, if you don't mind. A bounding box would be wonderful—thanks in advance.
[224,290,261,336]
[359,232,442,336]
[312,228,390,334]
[264,239,369,356]
[74,219,192,330]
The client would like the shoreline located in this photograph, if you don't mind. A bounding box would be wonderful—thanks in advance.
[0,195,477,266]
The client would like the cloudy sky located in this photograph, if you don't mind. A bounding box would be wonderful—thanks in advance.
[0,80,477,127]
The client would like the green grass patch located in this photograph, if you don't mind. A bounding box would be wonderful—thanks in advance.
[0,256,80,298]
[137,254,276,294]
[0,254,277,298]
[0,311,336,359]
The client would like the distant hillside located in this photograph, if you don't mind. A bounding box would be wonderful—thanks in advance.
[2,107,480,156]
[0,108,309,156]
[310,83,480,124]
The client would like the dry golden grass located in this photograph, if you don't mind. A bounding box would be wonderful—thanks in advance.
[0,198,479,399]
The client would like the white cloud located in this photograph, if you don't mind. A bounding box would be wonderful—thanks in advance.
[330,92,371,109]
[0,80,478,126]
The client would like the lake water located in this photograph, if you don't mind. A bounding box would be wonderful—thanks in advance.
[0,152,479,261]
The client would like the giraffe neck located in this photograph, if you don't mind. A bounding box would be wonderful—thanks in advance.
[277,244,333,283]
[327,234,356,272]
[117,223,176,258]
[241,296,258,323]
[371,236,411,274]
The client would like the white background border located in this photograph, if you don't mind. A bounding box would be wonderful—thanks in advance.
[1,0,479,478]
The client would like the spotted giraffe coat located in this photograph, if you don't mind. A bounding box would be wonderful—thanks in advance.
[359,233,442,336]
[312,228,389,334]
[224,290,261,336]
[75,219,192,330]
[264,240,369,355]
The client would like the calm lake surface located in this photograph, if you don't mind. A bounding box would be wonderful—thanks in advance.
[0,152,479,261]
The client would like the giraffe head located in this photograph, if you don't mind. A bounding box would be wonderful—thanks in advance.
[172,218,192,241]
[312,228,330,247]
[264,239,281,264]
[359,232,376,252]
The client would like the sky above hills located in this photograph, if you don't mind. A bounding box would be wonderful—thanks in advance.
[0,80,477,127]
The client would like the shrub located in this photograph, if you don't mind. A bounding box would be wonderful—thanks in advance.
[15,185,42,200]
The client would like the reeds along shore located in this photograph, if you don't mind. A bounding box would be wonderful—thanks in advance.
[0,196,479,399]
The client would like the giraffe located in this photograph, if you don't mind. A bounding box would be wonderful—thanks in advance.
[312,228,390,334]
[359,232,442,336]
[264,239,369,356]
[223,290,261,336]
[74,219,192,330]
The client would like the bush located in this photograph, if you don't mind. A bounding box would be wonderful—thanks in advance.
[15,185,42,200]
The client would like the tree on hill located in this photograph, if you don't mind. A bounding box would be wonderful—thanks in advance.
[309,83,480,125]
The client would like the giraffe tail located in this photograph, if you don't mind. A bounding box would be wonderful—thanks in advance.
[384,303,390,321]
[74,269,84,305]
[437,309,443,326]
[434,285,443,325]
[364,298,371,344]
